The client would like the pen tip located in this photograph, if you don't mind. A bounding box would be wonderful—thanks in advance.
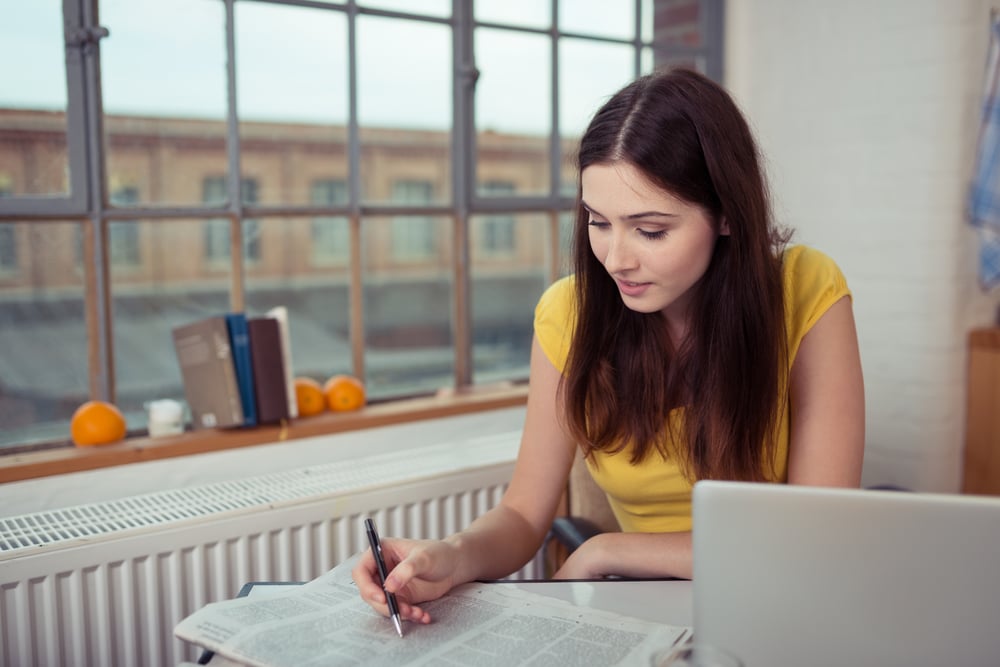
[393,616,403,638]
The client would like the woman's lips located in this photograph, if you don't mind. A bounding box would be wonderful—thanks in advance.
[615,279,651,297]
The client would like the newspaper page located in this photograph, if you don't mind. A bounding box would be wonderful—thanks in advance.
[175,562,690,667]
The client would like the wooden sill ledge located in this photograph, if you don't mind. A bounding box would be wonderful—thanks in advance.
[0,384,529,484]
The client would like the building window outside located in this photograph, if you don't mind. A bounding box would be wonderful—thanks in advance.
[311,179,349,265]
[0,226,16,274]
[390,180,435,260]
[0,183,14,273]
[109,186,141,267]
[203,176,261,265]
[479,181,517,257]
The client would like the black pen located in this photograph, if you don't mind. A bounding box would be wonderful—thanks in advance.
[364,518,403,637]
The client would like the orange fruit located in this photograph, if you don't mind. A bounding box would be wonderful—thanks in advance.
[294,377,327,417]
[70,400,127,447]
[323,374,367,412]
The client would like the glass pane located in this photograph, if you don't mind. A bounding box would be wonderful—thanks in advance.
[235,3,349,206]
[109,219,223,432]
[470,213,548,384]
[358,16,452,204]
[243,217,353,384]
[654,0,703,48]
[559,38,635,192]
[0,1,69,197]
[475,28,551,197]
[641,0,654,42]
[358,0,450,18]
[642,46,654,74]
[100,0,228,207]
[475,0,550,29]
[559,0,635,40]
[309,179,350,267]
[362,215,453,398]
[558,211,575,277]
[0,221,87,448]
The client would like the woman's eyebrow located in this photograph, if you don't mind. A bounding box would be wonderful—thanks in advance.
[581,200,676,220]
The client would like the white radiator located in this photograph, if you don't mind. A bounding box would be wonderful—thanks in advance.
[0,431,543,667]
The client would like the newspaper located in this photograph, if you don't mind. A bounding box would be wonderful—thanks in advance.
[175,560,690,667]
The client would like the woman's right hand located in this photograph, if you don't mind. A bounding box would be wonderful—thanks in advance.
[351,536,462,625]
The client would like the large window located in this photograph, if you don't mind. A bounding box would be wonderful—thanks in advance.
[0,0,723,449]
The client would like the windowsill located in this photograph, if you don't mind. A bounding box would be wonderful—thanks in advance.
[0,383,529,484]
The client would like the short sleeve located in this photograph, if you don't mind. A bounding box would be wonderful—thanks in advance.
[783,245,852,360]
[533,276,576,373]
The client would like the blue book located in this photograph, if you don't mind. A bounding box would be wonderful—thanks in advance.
[225,312,258,427]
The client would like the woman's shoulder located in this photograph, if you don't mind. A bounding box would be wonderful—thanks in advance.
[781,244,849,292]
[535,274,576,318]
[780,244,852,344]
[534,275,576,372]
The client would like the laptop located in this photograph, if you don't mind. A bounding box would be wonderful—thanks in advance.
[692,480,1000,667]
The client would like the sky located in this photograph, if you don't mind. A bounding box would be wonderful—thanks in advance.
[1,0,652,136]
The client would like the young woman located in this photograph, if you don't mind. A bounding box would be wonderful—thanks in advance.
[353,68,865,625]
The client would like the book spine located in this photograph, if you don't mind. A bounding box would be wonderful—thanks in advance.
[267,306,299,419]
[248,317,291,424]
[214,320,245,428]
[225,312,257,427]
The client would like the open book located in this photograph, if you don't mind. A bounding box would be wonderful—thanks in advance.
[175,559,690,667]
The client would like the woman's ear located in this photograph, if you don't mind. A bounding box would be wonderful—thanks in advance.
[719,216,730,236]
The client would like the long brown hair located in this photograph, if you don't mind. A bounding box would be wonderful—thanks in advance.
[562,68,790,482]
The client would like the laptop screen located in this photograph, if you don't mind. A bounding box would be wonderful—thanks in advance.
[692,480,1000,667]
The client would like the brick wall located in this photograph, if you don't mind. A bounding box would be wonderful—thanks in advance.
[725,0,1000,491]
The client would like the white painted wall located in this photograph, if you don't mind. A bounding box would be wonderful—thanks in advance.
[725,0,1000,491]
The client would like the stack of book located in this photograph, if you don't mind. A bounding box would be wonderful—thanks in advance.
[171,307,299,430]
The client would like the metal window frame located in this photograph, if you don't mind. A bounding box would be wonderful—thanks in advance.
[0,0,724,432]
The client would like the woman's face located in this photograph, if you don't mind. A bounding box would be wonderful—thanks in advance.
[583,161,724,324]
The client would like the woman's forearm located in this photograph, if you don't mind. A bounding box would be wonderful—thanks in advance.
[555,531,693,580]
[445,502,554,584]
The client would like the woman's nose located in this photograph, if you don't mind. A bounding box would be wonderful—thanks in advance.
[603,234,637,273]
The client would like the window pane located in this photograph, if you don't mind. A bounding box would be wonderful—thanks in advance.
[243,217,353,384]
[359,0,450,18]
[470,213,548,384]
[558,211,575,277]
[362,215,453,398]
[358,16,452,203]
[0,222,87,448]
[0,2,69,196]
[235,3,349,206]
[641,0,654,42]
[559,38,635,195]
[475,0,550,29]
[559,0,635,40]
[311,179,350,267]
[358,16,451,205]
[100,0,228,207]
[108,218,236,433]
[475,28,551,197]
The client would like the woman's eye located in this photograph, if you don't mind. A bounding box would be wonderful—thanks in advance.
[638,229,667,240]
[587,219,609,229]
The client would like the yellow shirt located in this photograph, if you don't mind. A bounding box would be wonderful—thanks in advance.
[533,245,851,533]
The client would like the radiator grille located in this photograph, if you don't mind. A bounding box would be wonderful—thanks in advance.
[0,431,518,553]
[0,429,544,667]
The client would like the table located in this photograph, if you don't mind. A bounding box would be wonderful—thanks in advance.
[506,578,692,627]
